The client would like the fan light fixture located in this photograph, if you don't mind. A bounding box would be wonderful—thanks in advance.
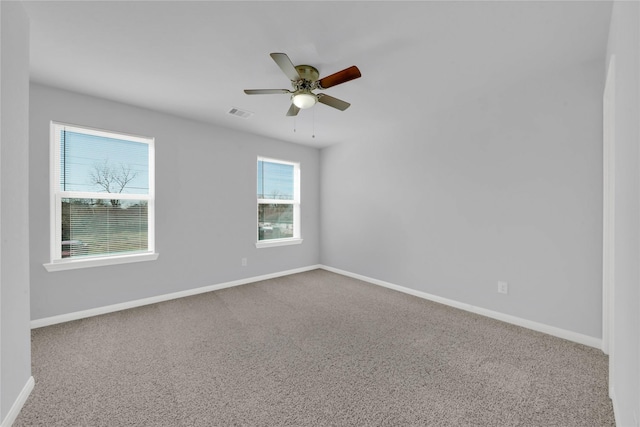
[292,90,317,109]
[244,53,361,116]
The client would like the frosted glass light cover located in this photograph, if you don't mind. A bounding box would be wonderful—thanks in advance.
[292,92,317,109]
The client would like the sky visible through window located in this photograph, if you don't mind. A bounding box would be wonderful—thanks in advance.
[257,160,294,200]
[60,130,149,194]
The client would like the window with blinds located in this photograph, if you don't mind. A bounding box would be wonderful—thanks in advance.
[50,122,155,262]
[257,157,300,245]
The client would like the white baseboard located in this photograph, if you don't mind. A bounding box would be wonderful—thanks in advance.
[31,265,322,329]
[31,263,602,350]
[609,387,620,427]
[1,376,34,427]
[320,265,602,349]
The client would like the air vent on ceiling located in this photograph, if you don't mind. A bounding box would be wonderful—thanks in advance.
[228,107,254,119]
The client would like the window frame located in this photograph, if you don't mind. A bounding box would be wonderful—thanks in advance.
[44,121,158,272]
[256,156,302,249]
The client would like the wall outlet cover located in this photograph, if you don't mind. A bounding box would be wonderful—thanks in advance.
[498,281,508,294]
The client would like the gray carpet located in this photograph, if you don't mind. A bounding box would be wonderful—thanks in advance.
[15,269,614,426]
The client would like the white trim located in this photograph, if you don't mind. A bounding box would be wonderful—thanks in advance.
[320,265,602,349]
[51,121,152,144]
[257,157,301,243]
[602,54,616,357]
[602,57,618,423]
[31,265,321,328]
[32,262,602,348]
[147,139,156,252]
[610,386,620,427]
[0,376,34,427]
[49,121,155,265]
[50,122,58,260]
[258,198,294,205]
[58,191,151,201]
[43,252,159,272]
[293,165,301,239]
[255,238,303,249]
[257,156,297,167]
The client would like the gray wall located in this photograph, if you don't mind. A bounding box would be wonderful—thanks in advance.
[1,1,32,423]
[321,60,604,339]
[29,83,320,320]
[606,2,640,425]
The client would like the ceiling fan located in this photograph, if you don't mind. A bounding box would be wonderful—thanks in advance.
[244,53,361,116]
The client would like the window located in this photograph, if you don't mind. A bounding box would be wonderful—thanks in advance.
[256,157,302,248]
[45,122,157,271]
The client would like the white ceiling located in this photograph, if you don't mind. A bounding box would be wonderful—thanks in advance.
[23,1,613,148]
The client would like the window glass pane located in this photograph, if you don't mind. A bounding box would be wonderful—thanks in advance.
[59,130,149,194]
[258,204,294,240]
[257,160,294,200]
[62,198,148,258]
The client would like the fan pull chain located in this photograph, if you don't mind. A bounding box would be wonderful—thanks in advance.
[293,116,296,133]
[312,107,315,139]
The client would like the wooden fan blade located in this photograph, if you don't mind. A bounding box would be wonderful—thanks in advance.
[244,89,291,95]
[317,94,350,111]
[270,53,301,81]
[318,66,361,89]
[286,103,300,116]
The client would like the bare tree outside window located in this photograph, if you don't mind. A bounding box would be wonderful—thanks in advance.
[52,123,154,262]
[90,160,138,207]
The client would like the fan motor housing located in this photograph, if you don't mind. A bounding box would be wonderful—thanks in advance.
[294,65,319,83]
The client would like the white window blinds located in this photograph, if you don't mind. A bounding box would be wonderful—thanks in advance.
[51,122,155,261]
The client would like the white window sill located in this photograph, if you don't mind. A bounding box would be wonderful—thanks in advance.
[43,252,159,272]
[255,238,303,249]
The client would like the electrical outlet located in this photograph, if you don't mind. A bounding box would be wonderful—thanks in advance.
[241,258,247,267]
[498,281,508,294]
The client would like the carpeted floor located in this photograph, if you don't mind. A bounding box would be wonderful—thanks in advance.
[15,269,614,426]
